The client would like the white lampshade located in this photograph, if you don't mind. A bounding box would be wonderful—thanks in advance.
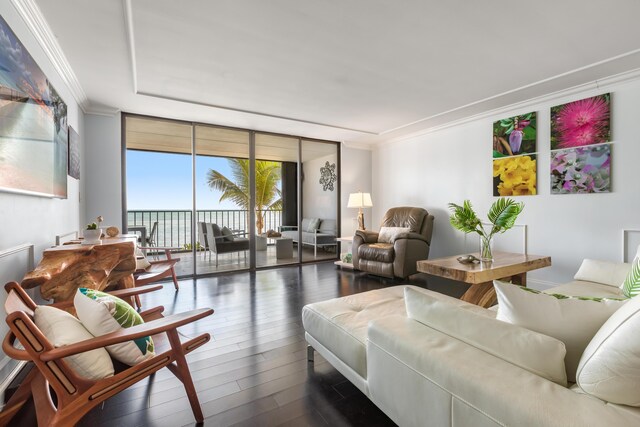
[347,192,373,208]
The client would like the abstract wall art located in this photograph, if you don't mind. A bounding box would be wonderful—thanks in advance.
[493,154,537,197]
[550,144,610,194]
[550,94,610,150]
[493,112,536,158]
[319,161,336,191]
[0,15,68,198]
[68,125,80,180]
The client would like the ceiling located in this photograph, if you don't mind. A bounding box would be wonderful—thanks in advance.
[28,0,640,145]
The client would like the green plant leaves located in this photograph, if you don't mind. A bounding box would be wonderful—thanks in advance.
[448,200,482,235]
[622,257,640,298]
[487,197,524,234]
[449,198,524,238]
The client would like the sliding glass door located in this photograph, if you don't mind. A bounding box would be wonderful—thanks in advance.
[124,115,194,277]
[254,133,299,268]
[123,113,339,278]
[195,125,250,274]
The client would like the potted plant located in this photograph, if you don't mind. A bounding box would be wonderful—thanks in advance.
[83,217,103,244]
[448,198,524,261]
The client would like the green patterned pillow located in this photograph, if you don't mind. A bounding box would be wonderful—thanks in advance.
[520,287,627,302]
[74,288,155,365]
[622,256,640,298]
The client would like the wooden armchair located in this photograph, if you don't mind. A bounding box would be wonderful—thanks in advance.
[135,246,180,290]
[0,282,213,426]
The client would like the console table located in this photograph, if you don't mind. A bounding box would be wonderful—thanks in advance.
[21,237,138,303]
[416,252,551,308]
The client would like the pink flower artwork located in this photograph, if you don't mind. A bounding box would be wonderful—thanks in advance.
[551,94,610,150]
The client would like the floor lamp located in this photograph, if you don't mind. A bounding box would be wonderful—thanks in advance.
[348,192,373,231]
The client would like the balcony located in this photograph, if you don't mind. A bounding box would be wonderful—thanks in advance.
[127,209,337,275]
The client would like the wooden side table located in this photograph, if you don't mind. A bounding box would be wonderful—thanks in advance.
[416,252,551,308]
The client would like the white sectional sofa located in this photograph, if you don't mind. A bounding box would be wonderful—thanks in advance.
[302,259,640,426]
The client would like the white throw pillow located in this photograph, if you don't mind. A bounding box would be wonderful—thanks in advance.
[75,288,155,366]
[574,258,631,288]
[307,218,320,232]
[494,280,627,382]
[34,305,114,380]
[577,294,640,406]
[405,287,568,386]
[378,226,410,243]
[135,247,152,270]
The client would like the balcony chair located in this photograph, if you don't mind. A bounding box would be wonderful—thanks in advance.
[145,221,158,247]
[0,282,213,426]
[352,206,434,279]
[197,221,211,258]
[203,222,249,267]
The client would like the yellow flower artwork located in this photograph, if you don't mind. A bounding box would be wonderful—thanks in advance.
[493,155,537,197]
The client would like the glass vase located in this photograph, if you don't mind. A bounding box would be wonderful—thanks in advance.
[479,235,493,262]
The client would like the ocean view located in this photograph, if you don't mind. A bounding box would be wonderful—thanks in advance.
[127,209,282,248]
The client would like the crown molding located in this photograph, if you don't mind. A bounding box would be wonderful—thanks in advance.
[10,0,90,112]
[374,66,640,148]
[379,48,640,137]
[84,106,121,117]
[342,141,373,151]
[122,0,138,94]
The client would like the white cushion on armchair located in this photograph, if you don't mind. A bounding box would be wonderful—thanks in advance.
[404,287,568,386]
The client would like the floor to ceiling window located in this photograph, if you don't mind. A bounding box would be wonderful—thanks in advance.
[123,113,340,277]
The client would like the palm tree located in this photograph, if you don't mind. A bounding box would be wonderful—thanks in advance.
[207,159,282,235]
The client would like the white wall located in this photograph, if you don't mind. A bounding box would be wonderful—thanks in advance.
[302,153,338,221]
[84,113,122,228]
[0,2,84,396]
[373,78,640,288]
[340,145,372,237]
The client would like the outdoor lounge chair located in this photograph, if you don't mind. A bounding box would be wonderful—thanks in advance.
[203,222,249,267]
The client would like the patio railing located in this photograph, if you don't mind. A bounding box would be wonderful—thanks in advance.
[127,209,282,249]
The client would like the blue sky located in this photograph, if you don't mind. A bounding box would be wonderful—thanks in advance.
[126,150,239,210]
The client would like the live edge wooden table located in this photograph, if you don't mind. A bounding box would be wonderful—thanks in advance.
[21,236,138,303]
[416,252,551,308]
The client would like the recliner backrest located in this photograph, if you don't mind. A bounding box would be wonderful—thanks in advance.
[380,207,434,243]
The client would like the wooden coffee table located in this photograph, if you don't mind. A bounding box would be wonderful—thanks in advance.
[416,252,551,308]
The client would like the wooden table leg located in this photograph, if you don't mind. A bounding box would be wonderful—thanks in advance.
[512,272,527,286]
[461,272,528,308]
[460,281,497,308]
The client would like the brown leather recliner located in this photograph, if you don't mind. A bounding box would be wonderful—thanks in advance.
[352,207,434,279]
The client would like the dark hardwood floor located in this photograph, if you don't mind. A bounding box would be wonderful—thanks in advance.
[8,262,466,427]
